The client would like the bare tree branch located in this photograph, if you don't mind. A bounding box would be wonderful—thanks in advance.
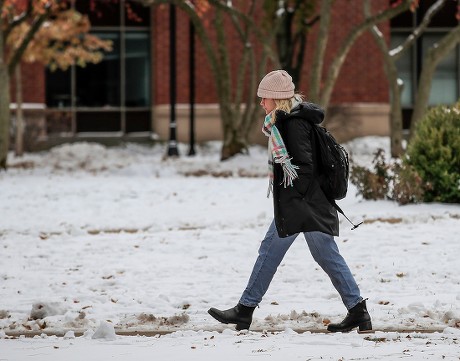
[7,5,52,75]
[391,0,447,60]
[367,0,450,154]
[4,0,33,39]
[365,0,404,157]
[319,0,412,108]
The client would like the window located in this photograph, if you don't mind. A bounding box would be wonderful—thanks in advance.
[45,0,152,136]
[76,32,121,108]
[390,0,459,127]
[423,35,458,106]
[46,67,71,108]
[125,32,151,107]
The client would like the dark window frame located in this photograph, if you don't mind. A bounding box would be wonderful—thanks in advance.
[390,1,460,128]
[45,0,152,136]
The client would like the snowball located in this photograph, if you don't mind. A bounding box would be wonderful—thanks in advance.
[83,329,95,339]
[63,331,75,339]
[443,327,460,336]
[92,321,117,341]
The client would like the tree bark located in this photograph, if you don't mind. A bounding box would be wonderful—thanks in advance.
[150,0,264,160]
[274,1,317,88]
[0,15,9,170]
[214,7,245,160]
[366,0,447,157]
[8,11,50,75]
[146,1,411,158]
[388,68,405,157]
[222,2,260,160]
[319,0,411,109]
[372,33,404,158]
[0,1,52,168]
[365,1,404,158]
[308,0,332,103]
[15,65,25,157]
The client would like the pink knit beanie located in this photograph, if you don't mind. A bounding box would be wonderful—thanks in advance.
[257,70,295,99]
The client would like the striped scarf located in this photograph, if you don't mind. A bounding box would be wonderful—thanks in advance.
[262,97,301,197]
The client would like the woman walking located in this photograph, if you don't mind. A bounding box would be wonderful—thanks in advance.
[208,70,371,333]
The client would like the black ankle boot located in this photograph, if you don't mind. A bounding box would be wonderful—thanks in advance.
[327,300,372,333]
[208,303,255,330]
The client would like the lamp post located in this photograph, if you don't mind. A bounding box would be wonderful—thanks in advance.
[167,3,179,157]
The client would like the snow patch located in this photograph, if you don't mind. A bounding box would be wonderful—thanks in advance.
[30,302,66,320]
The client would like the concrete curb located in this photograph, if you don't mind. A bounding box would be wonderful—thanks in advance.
[2,327,447,338]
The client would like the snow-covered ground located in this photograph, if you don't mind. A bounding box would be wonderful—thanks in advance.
[1,137,459,360]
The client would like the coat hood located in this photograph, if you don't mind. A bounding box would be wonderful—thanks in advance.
[276,101,325,125]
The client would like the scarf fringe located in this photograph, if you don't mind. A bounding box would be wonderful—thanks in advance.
[280,158,299,187]
[267,181,273,198]
[266,156,299,197]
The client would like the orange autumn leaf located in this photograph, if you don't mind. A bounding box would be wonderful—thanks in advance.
[6,8,112,70]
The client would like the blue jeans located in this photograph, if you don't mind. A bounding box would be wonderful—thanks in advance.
[239,220,363,310]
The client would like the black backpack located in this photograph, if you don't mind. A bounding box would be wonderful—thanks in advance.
[311,124,362,230]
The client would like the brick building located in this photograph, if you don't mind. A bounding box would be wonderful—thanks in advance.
[9,0,460,150]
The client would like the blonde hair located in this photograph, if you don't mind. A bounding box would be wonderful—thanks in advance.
[274,98,292,113]
[272,94,304,122]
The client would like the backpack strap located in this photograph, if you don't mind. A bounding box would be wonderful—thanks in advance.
[329,198,363,231]
[306,117,362,230]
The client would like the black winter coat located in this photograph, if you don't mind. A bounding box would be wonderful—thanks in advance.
[272,102,339,237]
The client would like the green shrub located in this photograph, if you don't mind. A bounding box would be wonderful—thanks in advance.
[406,102,460,203]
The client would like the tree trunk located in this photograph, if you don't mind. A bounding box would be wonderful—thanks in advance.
[309,0,333,103]
[15,65,25,157]
[220,106,247,160]
[366,13,404,157]
[321,2,410,109]
[379,50,405,158]
[366,0,449,157]
[221,131,248,160]
[0,67,9,170]
[164,0,261,161]
[0,30,9,170]
[389,75,404,157]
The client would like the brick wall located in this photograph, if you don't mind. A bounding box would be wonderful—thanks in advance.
[15,0,391,146]
[327,1,389,104]
[18,2,390,110]
[153,5,222,105]
[10,62,45,104]
[153,1,390,106]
